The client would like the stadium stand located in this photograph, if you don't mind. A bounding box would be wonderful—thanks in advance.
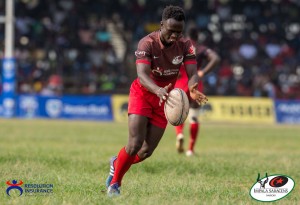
[0,0,299,99]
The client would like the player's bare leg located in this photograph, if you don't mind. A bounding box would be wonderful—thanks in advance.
[136,123,165,160]
[107,114,147,196]
[107,115,165,196]
[126,114,148,156]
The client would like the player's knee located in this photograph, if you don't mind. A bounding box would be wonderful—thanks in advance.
[126,142,143,156]
[137,145,154,160]
[139,151,153,159]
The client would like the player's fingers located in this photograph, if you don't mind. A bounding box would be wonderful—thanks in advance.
[196,97,208,105]
[165,83,172,92]
[159,95,168,106]
[196,99,202,105]
[165,101,174,109]
[200,94,207,101]
[166,96,176,108]
[198,92,207,99]
[166,99,176,108]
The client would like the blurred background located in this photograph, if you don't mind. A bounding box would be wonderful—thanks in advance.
[0,0,299,99]
[1,2,300,204]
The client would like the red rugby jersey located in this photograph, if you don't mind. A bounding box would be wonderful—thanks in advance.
[175,40,209,92]
[135,31,196,88]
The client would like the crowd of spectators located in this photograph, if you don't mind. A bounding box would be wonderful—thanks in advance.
[0,0,299,99]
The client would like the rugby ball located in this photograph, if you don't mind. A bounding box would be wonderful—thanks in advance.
[164,88,189,126]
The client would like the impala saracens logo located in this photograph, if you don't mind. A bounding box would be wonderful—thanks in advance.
[6,180,24,196]
[172,56,183,65]
[249,173,295,202]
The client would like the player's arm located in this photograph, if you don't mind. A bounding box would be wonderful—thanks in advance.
[137,63,171,105]
[198,48,220,78]
[185,63,207,105]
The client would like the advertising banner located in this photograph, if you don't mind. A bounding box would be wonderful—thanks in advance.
[0,95,3,117]
[2,58,16,117]
[16,95,113,121]
[199,97,275,123]
[40,95,113,120]
[17,95,39,118]
[7,95,300,125]
[275,100,300,124]
[110,96,275,124]
[111,95,129,122]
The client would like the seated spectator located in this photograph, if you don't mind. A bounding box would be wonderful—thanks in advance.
[40,75,63,96]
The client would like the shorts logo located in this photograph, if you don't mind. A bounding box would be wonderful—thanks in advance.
[249,173,295,202]
[6,180,24,196]
[172,56,183,65]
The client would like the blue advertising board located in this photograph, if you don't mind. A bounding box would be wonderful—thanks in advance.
[0,95,3,117]
[2,96,299,124]
[2,58,16,117]
[16,95,113,121]
[17,95,39,118]
[275,100,300,124]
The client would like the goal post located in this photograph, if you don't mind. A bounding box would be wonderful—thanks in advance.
[2,0,16,117]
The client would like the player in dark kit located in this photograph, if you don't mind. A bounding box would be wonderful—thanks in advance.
[105,5,207,196]
[174,27,220,156]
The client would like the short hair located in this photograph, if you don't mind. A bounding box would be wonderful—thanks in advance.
[162,5,185,22]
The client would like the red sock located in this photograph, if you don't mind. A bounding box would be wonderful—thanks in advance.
[114,154,142,166]
[111,147,135,186]
[133,154,143,164]
[189,123,199,151]
[175,124,184,136]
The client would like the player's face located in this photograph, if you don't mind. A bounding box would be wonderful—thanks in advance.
[160,18,184,46]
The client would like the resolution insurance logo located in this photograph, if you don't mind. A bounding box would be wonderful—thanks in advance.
[5,179,54,196]
[250,173,295,202]
[6,180,24,196]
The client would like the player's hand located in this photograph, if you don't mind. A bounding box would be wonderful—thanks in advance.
[198,70,204,78]
[189,83,208,105]
[156,83,172,106]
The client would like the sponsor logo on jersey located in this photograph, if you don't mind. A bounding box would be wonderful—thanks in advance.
[188,45,196,56]
[163,69,178,76]
[135,51,146,58]
[152,67,163,76]
[172,56,183,65]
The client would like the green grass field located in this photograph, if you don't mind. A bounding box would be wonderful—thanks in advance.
[0,119,299,205]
